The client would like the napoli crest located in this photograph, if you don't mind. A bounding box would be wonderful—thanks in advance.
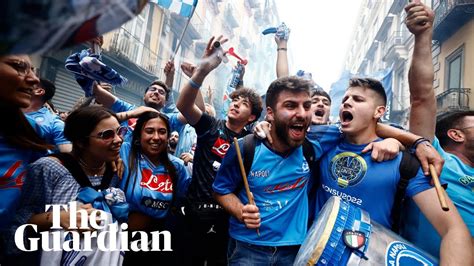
[385,241,438,266]
[330,152,367,188]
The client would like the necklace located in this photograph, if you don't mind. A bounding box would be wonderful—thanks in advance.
[78,158,106,177]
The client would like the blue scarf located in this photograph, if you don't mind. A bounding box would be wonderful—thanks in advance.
[76,187,129,223]
[65,49,127,96]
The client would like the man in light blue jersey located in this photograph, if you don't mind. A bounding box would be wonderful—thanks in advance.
[400,1,474,259]
[22,78,71,152]
[213,76,316,264]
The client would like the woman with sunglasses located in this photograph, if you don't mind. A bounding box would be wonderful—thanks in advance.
[119,111,190,264]
[10,106,126,265]
[0,54,52,254]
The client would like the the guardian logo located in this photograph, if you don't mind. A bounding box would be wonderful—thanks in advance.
[14,202,171,252]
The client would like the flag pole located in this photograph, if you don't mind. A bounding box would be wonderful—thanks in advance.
[170,5,196,61]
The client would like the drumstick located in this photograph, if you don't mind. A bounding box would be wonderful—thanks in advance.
[233,137,260,236]
[429,164,449,211]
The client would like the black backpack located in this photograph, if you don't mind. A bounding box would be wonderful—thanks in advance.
[240,135,420,233]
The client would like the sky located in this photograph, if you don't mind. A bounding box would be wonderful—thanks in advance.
[275,0,363,90]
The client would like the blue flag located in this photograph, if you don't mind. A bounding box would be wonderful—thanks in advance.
[152,0,198,17]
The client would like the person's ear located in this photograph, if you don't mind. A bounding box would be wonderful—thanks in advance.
[447,129,465,143]
[266,106,274,123]
[34,88,45,96]
[373,105,386,120]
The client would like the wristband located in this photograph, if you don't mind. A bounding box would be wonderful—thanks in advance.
[277,47,287,51]
[189,79,201,89]
[409,137,430,154]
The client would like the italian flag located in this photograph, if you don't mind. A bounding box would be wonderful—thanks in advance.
[344,232,365,248]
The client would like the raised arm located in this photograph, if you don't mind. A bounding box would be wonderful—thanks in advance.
[275,35,289,78]
[413,190,472,265]
[176,36,227,125]
[405,1,436,141]
[92,82,117,108]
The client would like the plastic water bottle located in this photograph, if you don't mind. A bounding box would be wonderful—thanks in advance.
[229,63,244,89]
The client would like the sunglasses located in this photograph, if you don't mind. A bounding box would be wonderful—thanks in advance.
[89,126,127,141]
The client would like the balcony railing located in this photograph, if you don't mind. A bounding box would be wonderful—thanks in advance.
[434,0,473,26]
[433,0,474,42]
[436,88,471,114]
[383,31,409,61]
[108,28,161,76]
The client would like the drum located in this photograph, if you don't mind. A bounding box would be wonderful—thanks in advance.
[294,196,438,265]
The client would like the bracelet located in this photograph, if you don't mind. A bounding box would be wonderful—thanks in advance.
[277,47,287,51]
[409,137,430,154]
[124,111,129,120]
[189,79,201,89]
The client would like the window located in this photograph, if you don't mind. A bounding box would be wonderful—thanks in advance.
[446,47,464,89]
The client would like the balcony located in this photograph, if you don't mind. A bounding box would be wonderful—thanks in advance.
[383,31,409,62]
[107,28,161,76]
[170,13,201,41]
[433,0,474,42]
[436,88,471,116]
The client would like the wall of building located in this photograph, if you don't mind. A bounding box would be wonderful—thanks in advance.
[434,19,474,105]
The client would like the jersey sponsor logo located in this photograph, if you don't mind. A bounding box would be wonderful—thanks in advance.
[385,241,437,266]
[211,137,230,158]
[264,177,307,193]
[0,161,25,189]
[141,197,170,210]
[250,170,270,178]
[140,169,173,193]
[322,184,363,205]
[330,152,367,188]
[127,118,138,131]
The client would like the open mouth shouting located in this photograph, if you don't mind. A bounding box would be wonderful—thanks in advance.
[340,110,354,127]
[314,109,325,118]
[288,122,307,140]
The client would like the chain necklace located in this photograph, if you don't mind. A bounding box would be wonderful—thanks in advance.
[78,158,106,177]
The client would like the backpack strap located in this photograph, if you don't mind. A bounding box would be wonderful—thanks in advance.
[302,138,316,173]
[49,153,114,191]
[391,151,421,233]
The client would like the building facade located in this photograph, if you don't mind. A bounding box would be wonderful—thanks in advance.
[39,0,284,115]
[431,0,474,119]
[336,0,473,126]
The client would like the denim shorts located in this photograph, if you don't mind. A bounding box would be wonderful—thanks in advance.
[227,238,300,266]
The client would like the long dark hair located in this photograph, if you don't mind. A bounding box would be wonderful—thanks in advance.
[64,106,118,156]
[0,105,52,151]
[127,111,179,206]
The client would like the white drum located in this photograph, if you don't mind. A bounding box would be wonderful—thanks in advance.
[294,196,438,265]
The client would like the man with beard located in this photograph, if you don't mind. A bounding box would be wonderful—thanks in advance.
[213,76,315,264]
[398,1,474,258]
[168,131,179,155]
[176,36,263,265]
[312,77,471,264]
